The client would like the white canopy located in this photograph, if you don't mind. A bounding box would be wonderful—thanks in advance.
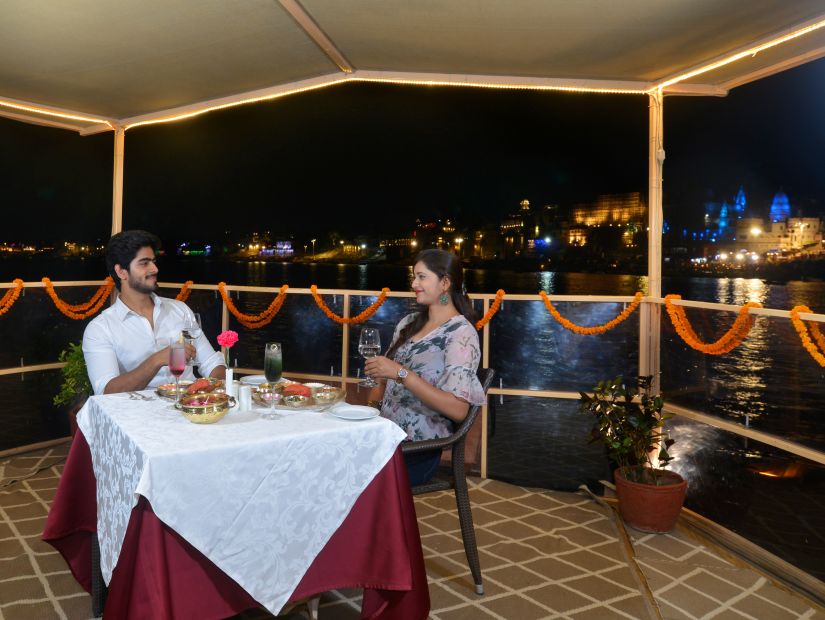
[2,0,825,134]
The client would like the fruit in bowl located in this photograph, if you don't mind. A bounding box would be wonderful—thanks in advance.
[186,378,224,395]
[282,383,311,398]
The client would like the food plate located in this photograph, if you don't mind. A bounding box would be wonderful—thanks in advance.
[251,382,345,411]
[328,405,380,421]
[155,380,193,398]
[156,378,223,399]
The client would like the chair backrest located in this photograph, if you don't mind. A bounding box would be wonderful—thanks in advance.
[448,368,495,445]
[400,367,496,456]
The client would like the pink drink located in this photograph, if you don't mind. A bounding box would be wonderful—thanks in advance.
[169,346,187,378]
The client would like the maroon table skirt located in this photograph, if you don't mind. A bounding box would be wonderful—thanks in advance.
[43,433,429,619]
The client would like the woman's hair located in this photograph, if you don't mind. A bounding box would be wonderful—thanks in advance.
[385,249,476,360]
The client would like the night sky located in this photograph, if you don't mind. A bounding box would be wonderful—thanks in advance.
[2,56,823,246]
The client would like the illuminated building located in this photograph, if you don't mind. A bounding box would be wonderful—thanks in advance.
[412,218,460,251]
[769,190,791,222]
[499,200,561,258]
[569,192,646,247]
[733,186,747,218]
[734,216,822,253]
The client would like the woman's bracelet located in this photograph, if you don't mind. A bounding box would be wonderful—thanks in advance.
[367,399,382,409]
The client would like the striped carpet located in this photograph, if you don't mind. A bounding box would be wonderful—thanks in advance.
[2,441,824,619]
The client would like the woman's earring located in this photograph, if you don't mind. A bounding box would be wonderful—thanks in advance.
[439,292,449,305]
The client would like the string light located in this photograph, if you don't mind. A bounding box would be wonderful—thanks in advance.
[6,15,825,131]
[0,99,112,127]
[654,17,825,91]
[125,78,349,130]
[348,75,647,95]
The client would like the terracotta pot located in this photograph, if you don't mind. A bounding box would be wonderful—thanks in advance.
[614,467,687,533]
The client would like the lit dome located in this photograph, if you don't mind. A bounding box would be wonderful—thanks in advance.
[769,190,790,222]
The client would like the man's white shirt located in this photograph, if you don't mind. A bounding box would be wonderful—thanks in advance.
[83,293,224,395]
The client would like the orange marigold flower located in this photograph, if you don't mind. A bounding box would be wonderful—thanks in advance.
[540,291,643,335]
[310,285,390,325]
[42,277,114,320]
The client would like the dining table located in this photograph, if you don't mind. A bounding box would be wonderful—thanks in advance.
[43,388,430,619]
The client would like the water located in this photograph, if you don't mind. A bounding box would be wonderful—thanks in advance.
[2,256,824,452]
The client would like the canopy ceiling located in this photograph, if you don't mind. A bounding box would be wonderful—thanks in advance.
[2,0,825,134]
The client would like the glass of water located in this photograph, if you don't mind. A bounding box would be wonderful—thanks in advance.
[182,313,202,366]
[358,328,381,387]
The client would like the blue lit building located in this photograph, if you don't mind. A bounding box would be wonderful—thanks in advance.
[718,201,729,235]
[733,186,746,218]
[769,190,791,222]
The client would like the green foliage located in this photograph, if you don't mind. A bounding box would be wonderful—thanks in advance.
[579,376,675,485]
[54,343,91,407]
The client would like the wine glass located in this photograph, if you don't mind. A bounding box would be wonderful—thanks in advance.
[358,328,381,387]
[169,342,187,403]
[182,313,202,366]
[263,342,282,417]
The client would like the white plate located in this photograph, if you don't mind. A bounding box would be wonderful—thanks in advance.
[239,374,267,386]
[328,405,380,421]
[240,375,294,387]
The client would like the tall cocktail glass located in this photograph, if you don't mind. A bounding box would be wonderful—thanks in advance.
[264,342,282,417]
[169,342,187,403]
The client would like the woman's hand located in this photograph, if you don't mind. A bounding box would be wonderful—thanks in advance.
[364,355,402,382]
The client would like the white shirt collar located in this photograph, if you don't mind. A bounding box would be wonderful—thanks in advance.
[112,292,161,321]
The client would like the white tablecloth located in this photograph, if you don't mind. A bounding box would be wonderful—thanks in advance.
[77,391,406,615]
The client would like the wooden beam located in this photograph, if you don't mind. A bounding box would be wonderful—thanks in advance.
[277,0,353,73]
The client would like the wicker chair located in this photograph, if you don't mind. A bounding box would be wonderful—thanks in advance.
[401,367,495,596]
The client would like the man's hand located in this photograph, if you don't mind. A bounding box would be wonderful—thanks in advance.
[152,342,196,367]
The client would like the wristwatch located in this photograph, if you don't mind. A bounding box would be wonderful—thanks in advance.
[395,367,409,384]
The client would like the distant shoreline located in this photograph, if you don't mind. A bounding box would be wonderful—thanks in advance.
[2,253,824,285]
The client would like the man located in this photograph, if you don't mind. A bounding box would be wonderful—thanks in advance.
[83,230,226,395]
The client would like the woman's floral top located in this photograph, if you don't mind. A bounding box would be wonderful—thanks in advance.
[381,313,486,440]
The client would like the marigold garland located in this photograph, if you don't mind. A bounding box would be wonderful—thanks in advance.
[789,305,825,367]
[539,291,643,335]
[310,285,390,324]
[218,282,289,329]
[176,280,194,303]
[664,294,760,355]
[42,277,114,320]
[476,289,505,330]
[0,279,25,316]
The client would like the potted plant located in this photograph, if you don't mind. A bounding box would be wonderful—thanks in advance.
[579,375,687,533]
[54,343,92,437]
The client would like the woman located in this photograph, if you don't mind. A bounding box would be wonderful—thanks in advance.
[365,249,487,485]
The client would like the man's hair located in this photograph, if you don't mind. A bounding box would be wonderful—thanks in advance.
[106,230,160,290]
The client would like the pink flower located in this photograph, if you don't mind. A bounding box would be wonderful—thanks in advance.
[217,330,239,348]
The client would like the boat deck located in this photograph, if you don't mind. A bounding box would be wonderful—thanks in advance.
[2,441,823,619]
